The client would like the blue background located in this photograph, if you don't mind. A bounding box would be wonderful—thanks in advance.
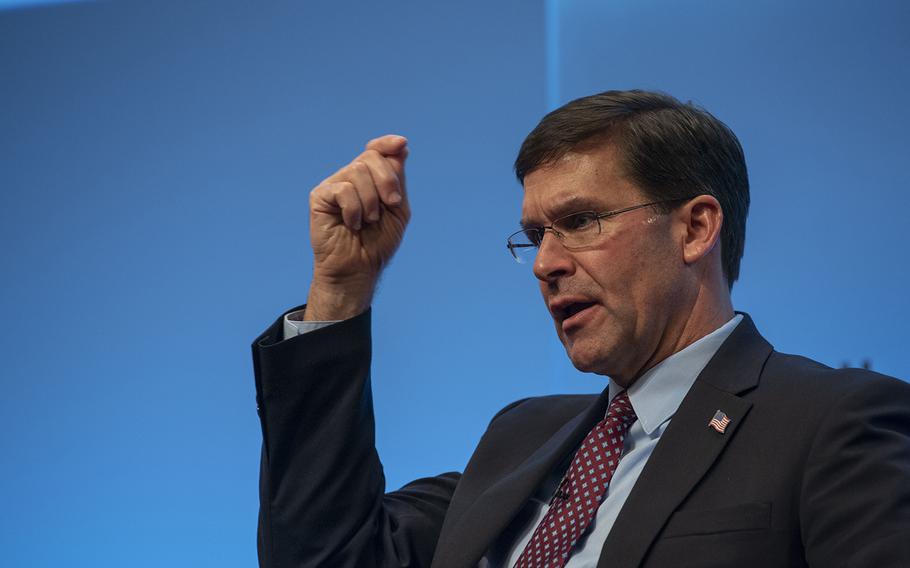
[1,1,907,565]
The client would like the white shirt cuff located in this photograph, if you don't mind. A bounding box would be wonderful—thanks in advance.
[283,309,340,340]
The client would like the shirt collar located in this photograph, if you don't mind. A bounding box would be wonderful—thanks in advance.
[607,314,743,436]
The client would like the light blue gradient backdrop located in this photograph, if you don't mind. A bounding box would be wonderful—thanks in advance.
[1,1,907,566]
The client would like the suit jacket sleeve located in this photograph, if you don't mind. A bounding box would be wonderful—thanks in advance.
[252,306,460,567]
[800,370,910,565]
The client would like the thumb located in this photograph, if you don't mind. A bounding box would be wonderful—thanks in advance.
[365,134,408,156]
[386,145,408,183]
[366,134,408,183]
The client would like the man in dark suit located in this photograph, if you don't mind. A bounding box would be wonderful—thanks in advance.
[252,90,910,567]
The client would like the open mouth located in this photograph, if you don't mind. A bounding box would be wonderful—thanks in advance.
[561,301,596,321]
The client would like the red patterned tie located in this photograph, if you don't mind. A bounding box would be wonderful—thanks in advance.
[515,391,637,568]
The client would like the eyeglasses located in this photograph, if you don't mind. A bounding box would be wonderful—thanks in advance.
[506,197,696,264]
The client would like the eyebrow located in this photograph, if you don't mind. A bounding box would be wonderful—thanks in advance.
[520,196,607,229]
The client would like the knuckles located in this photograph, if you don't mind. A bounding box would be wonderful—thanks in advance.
[309,143,407,212]
[310,181,353,201]
[346,161,367,176]
[332,181,355,196]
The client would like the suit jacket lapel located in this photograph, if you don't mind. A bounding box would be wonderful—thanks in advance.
[598,314,773,567]
[433,390,611,568]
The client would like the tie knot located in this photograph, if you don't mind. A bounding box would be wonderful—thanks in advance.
[606,391,636,426]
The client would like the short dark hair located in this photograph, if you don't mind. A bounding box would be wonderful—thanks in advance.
[514,89,750,288]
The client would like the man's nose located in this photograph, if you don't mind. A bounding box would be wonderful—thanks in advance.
[533,231,575,283]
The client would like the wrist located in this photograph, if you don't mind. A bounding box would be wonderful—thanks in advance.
[304,278,375,321]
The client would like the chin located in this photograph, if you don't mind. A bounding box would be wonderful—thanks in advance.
[564,342,612,376]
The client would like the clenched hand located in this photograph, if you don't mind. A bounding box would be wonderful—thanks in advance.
[305,135,411,321]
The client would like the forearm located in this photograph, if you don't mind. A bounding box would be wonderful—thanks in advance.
[254,308,382,566]
[252,307,455,567]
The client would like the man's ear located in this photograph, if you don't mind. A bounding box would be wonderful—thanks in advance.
[680,195,723,265]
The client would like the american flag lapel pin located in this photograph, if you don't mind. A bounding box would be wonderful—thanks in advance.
[708,410,731,434]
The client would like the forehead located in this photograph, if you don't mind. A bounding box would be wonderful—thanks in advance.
[520,148,644,226]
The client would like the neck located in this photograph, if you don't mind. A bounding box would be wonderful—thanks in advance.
[613,281,734,388]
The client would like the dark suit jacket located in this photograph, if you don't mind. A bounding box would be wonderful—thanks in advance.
[252,308,910,567]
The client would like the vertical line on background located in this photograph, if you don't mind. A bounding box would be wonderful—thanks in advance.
[545,0,562,390]
[545,0,560,110]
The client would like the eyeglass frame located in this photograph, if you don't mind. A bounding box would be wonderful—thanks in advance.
[506,196,699,263]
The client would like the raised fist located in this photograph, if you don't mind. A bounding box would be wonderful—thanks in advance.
[305,135,410,321]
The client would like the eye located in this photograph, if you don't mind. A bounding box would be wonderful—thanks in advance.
[556,212,598,232]
[523,228,544,247]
